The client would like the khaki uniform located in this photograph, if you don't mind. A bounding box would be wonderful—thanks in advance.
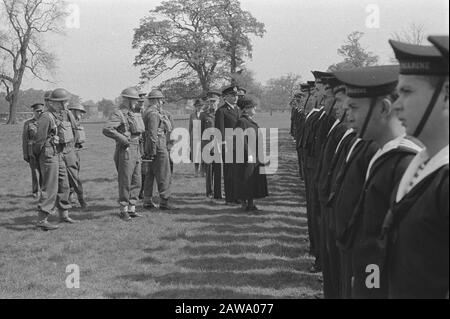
[64,112,85,203]
[142,105,172,204]
[33,111,72,215]
[103,106,142,208]
[22,117,42,195]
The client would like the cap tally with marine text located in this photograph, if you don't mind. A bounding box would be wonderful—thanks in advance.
[389,40,447,75]
[334,65,400,98]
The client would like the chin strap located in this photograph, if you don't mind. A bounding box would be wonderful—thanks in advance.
[413,77,446,138]
[359,97,378,139]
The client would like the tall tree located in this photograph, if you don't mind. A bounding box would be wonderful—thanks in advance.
[133,0,264,93]
[209,0,265,80]
[0,0,66,124]
[133,0,226,93]
[328,31,379,72]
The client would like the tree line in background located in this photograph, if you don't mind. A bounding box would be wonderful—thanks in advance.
[1,0,427,123]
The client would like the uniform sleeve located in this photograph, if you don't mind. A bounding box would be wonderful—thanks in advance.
[147,111,159,156]
[215,108,225,143]
[22,121,29,160]
[102,110,129,146]
[33,114,51,156]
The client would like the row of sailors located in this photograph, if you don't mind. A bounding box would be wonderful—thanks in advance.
[290,36,448,299]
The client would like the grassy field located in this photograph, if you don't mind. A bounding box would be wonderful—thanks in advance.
[0,112,322,299]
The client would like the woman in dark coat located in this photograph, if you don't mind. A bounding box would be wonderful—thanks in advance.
[233,97,269,211]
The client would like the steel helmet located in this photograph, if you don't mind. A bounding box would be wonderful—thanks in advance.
[121,87,140,99]
[49,88,71,102]
[146,89,165,99]
[44,90,52,101]
[68,103,86,113]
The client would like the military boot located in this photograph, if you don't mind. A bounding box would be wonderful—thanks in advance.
[36,211,58,231]
[59,210,77,224]
[78,197,88,209]
[159,198,176,210]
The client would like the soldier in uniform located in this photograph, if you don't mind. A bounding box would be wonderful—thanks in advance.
[142,89,174,210]
[313,77,349,298]
[334,65,422,299]
[34,88,77,230]
[103,87,144,221]
[22,103,44,198]
[215,85,241,204]
[384,38,449,298]
[294,84,313,181]
[302,72,330,272]
[43,90,52,111]
[67,102,88,209]
[200,91,220,199]
[137,92,147,200]
[189,99,204,177]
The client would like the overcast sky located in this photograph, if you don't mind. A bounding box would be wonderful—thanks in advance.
[20,0,449,102]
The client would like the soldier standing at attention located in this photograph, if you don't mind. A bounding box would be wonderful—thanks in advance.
[103,87,144,221]
[334,65,422,299]
[22,103,44,198]
[385,38,449,299]
[200,90,221,199]
[34,88,77,230]
[189,99,204,177]
[142,89,174,210]
[68,102,88,209]
[43,90,52,111]
[215,85,241,205]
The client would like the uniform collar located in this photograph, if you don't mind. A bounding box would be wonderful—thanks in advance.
[396,145,449,202]
[365,135,422,181]
[335,128,354,154]
[327,119,341,137]
[346,138,362,162]
[306,108,319,120]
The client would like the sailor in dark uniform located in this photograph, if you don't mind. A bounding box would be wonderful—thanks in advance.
[329,68,399,297]
[384,37,449,299]
[314,77,349,298]
[215,86,241,204]
[301,80,324,269]
[334,65,423,299]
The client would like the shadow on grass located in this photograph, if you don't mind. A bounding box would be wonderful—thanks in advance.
[83,177,116,184]
[182,243,309,259]
[176,255,312,272]
[160,233,307,245]
[119,270,321,291]
[105,287,278,299]
[174,216,307,228]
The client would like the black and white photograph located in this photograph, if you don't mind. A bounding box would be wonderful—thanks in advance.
[0,0,448,303]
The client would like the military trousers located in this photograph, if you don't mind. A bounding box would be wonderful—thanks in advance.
[64,148,84,200]
[29,156,42,194]
[213,162,222,199]
[320,203,341,299]
[143,147,171,203]
[38,146,71,214]
[304,155,316,255]
[114,143,141,207]
[204,162,214,197]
